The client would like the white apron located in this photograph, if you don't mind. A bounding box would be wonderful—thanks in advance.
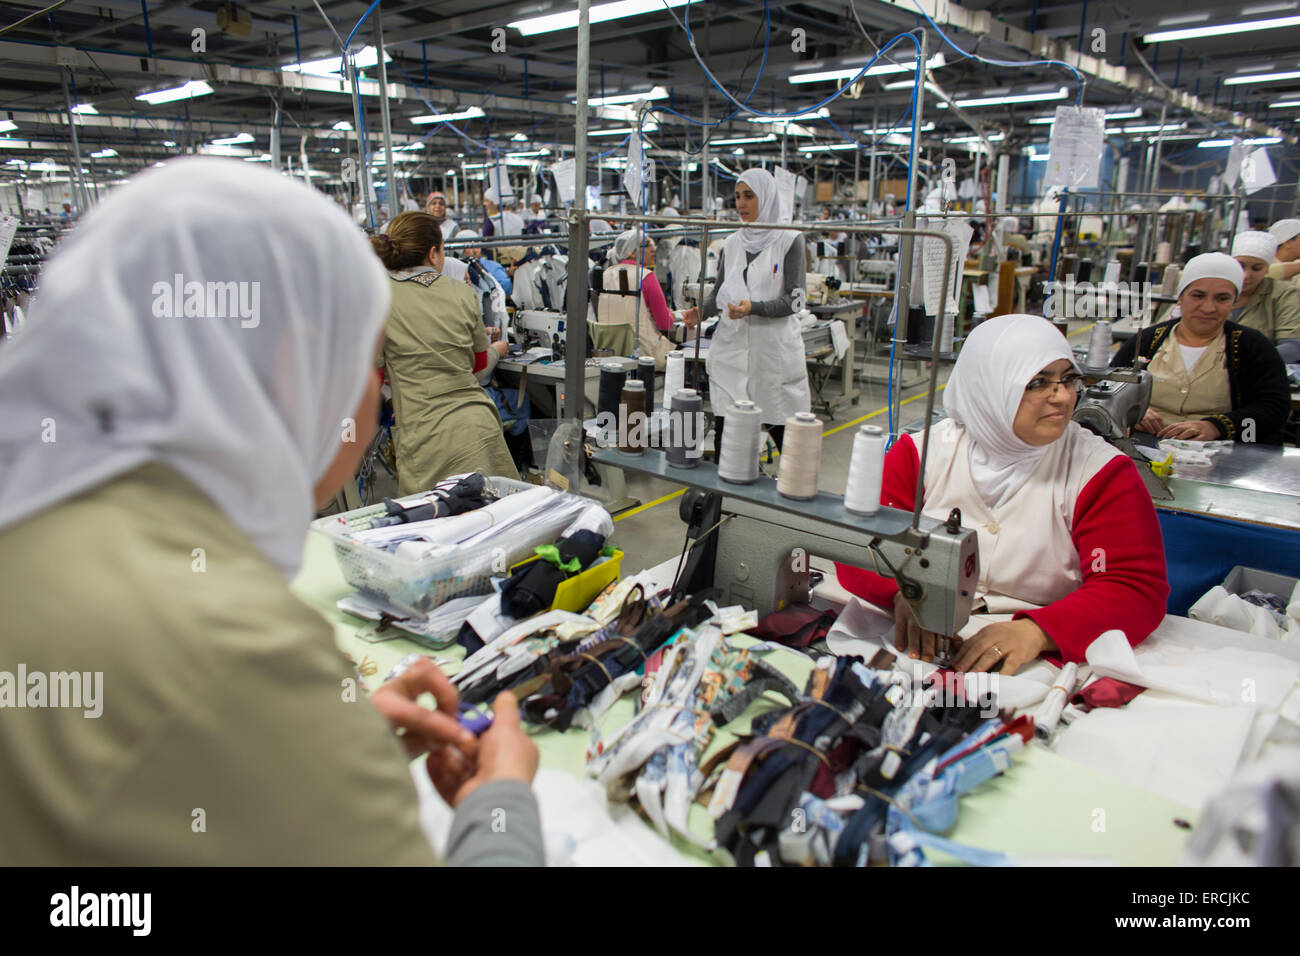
[706,231,811,425]
[918,419,1122,613]
[599,263,676,368]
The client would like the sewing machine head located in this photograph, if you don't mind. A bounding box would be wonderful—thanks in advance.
[675,488,979,638]
[1073,368,1153,441]
[514,309,566,348]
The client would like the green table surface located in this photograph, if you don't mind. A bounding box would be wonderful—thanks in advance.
[291,532,1196,866]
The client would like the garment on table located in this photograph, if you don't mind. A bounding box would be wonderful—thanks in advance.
[382,268,518,492]
[1231,276,1300,343]
[1113,318,1290,443]
[599,261,677,369]
[0,462,543,866]
[699,233,810,425]
[834,423,1169,663]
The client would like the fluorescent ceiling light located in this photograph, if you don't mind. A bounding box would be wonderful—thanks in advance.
[789,53,945,84]
[463,157,541,168]
[859,122,934,134]
[0,120,16,133]
[749,107,829,123]
[282,45,388,76]
[211,132,254,146]
[90,148,117,158]
[200,145,253,157]
[511,132,529,141]
[1224,69,1300,85]
[163,140,176,147]
[1029,154,1049,162]
[797,142,861,152]
[937,87,1068,108]
[946,133,1006,143]
[1144,15,1300,43]
[1243,1,1297,12]
[712,134,777,145]
[882,79,942,94]
[244,154,274,162]
[411,107,486,124]
[1197,136,1282,146]
[587,127,635,137]
[732,148,745,155]
[136,80,213,105]
[332,120,353,131]
[1118,123,1185,133]
[1157,13,1211,25]
[509,148,552,157]
[511,0,692,35]
[0,139,31,148]
[1268,99,1300,108]
[581,86,668,106]
[71,103,98,115]
[1146,133,1203,142]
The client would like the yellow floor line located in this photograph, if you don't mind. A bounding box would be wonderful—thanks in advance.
[613,487,686,522]
[824,386,945,438]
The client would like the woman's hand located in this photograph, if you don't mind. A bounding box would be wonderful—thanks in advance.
[681,306,699,329]
[370,657,477,761]
[892,590,948,662]
[1157,419,1219,441]
[727,299,753,319]
[1135,408,1165,434]
[426,692,538,806]
[491,339,510,357]
[950,618,1056,674]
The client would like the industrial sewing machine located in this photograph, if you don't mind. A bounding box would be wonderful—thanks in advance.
[513,309,567,357]
[1072,368,1173,499]
[591,449,979,638]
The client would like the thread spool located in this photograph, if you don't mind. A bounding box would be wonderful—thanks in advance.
[1155,242,1173,265]
[1086,321,1113,368]
[777,411,824,500]
[844,424,885,515]
[1161,265,1181,296]
[1132,263,1149,286]
[939,312,955,354]
[636,355,656,414]
[718,400,763,484]
[666,388,704,469]
[597,362,627,420]
[664,350,686,400]
[1103,259,1121,286]
[617,379,647,455]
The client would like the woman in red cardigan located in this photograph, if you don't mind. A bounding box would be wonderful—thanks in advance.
[837,314,1169,674]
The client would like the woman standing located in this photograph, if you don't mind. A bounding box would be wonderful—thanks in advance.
[683,168,810,451]
[372,212,517,491]
[1115,252,1289,444]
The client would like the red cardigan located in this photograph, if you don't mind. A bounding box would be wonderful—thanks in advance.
[834,434,1169,662]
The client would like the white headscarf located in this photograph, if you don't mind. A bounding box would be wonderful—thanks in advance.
[1231,230,1278,263]
[613,228,644,262]
[1177,252,1243,296]
[1268,219,1300,245]
[0,158,389,577]
[736,168,782,253]
[943,314,1077,510]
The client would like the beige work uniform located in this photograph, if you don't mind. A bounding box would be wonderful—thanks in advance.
[1146,330,1232,426]
[598,262,678,370]
[1232,276,1300,343]
[383,270,517,494]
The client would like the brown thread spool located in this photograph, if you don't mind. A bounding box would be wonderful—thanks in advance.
[618,379,647,455]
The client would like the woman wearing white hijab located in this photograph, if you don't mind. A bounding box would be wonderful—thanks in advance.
[1226,230,1300,361]
[683,168,810,452]
[0,159,541,864]
[837,315,1168,674]
[598,228,682,369]
[1116,252,1290,443]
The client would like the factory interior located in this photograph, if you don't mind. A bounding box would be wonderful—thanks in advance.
[1,0,1299,882]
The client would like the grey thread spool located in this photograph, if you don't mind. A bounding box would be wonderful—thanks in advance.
[1086,321,1113,368]
[597,362,627,419]
[636,355,656,414]
[844,424,885,515]
[777,411,823,500]
[666,388,704,469]
[718,400,763,484]
[618,379,647,455]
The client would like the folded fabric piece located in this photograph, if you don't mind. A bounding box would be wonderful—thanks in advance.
[1189,585,1290,640]
[749,603,838,649]
[500,503,613,618]
[1070,676,1146,711]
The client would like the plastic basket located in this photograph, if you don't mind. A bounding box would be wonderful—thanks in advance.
[311,476,602,616]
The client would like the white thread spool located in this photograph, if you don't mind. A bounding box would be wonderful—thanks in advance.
[939,312,955,354]
[1161,265,1181,297]
[718,400,764,483]
[1103,259,1121,286]
[664,350,686,400]
[1155,241,1173,265]
[777,411,824,500]
[1086,320,1113,368]
[844,424,885,515]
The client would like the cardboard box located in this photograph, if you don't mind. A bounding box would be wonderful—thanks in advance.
[815,181,834,202]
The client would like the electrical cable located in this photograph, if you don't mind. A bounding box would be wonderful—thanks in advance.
[0,0,72,37]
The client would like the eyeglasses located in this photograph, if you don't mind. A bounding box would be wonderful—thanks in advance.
[1024,372,1084,395]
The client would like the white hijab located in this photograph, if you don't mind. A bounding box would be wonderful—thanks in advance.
[0,158,390,577]
[736,168,782,254]
[613,228,644,262]
[943,314,1077,510]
